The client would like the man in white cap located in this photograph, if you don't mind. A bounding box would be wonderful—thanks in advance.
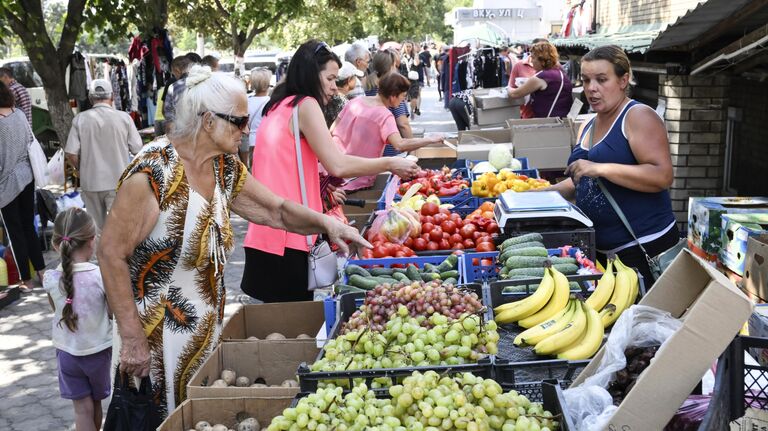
[322,61,364,127]
[65,78,143,230]
[344,42,371,99]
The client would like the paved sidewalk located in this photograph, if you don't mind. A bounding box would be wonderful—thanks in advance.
[0,85,456,430]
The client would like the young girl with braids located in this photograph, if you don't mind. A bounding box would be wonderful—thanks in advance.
[43,207,112,431]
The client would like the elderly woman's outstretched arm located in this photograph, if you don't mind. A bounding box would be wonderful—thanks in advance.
[231,175,371,255]
[98,173,159,377]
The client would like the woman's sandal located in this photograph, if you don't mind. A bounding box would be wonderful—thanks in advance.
[16,283,33,293]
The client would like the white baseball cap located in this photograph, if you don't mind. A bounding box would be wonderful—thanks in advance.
[89,79,112,97]
[338,61,365,80]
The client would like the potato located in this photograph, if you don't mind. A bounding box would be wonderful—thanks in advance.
[220,369,237,386]
[211,379,228,388]
[280,379,299,388]
[195,421,211,431]
[296,333,312,339]
[212,425,228,431]
[235,376,251,387]
[265,332,285,340]
[237,417,260,431]
[249,383,268,388]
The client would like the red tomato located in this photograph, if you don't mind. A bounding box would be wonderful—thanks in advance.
[472,231,483,240]
[403,247,415,256]
[370,233,387,244]
[439,239,451,249]
[429,227,443,242]
[452,250,465,256]
[450,233,463,245]
[395,251,407,257]
[385,243,400,255]
[480,258,494,266]
[413,238,427,251]
[433,213,448,224]
[421,202,439,216]
[452,243,465,250]
[421,233,430,241]
[472,257,480,265]
[424,216,435,225]
[427,241,439,251]
[373,245,388,258]
[361,249,374,259]
[460,224,477,239]
[476,242,496,252]
[438,207,451,216]
[463,238,475,249]
[391,263,405,269]
[486,222,500,234]
[450,212,462,222]
[455,219,464,229]
[441,220,457,235]
[404,237,414,248]
[442,232,450,239]
[422,222,435,234]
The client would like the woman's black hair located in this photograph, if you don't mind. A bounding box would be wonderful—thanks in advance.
[0,81,14,108]
[263,39,342,116]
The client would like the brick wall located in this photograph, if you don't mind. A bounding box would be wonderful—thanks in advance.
[597,0,704,29]
[658,74,729,227]
[727,80,768,195]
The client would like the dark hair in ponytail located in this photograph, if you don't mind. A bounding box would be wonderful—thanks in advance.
[51,207,96,332]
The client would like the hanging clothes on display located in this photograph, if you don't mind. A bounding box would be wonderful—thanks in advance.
[68,52,88,108]
[445,45,470,108]
[472,48,501,88]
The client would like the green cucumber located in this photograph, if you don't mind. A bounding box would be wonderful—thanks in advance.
[550,256,577,266]
[442,277,457,286]
[554,263,579,275]
[405,265,422,282]
[336,284,366,294]
[437,254,458,272]
[507,267,546,278]
[344,264,371,278]
[423,263,439,273]
[439,270,459,280]
[499,233,544,251]
[421,272,441,282]
[569,282,582,291]
[506,247,548,257]
[392,272,410,283]
[504,256,549,269]
[348,274,378,290]
[373,276,398,285]
[369,267,395,277]
[499,242,546,262]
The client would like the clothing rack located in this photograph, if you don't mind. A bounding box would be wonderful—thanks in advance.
[457,46,496,60]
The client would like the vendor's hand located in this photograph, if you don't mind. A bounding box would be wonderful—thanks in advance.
[330,187,347,206]
[565,159,603,185]
[119,335,151,378]
[324,216,371,256]
[389,157,419,180]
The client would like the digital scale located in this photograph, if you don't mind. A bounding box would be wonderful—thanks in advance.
[493,191,596,259]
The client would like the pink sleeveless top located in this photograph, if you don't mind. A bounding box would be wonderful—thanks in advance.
[243,96,321,255]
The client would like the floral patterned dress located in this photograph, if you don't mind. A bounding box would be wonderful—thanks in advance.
[114,137,246,416]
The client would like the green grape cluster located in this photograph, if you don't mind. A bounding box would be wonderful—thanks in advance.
[312,306,499,376]
[266,371,558,431]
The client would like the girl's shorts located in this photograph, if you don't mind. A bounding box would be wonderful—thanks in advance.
[56,348,112,400]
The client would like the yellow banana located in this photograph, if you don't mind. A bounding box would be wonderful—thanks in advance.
[518,266,571,328]
[534,300,588,356]
[585,259,615,311]
[515,299,576,346]
[557,303,605,360]
[614,257,639,307]
[494,272,555,324]
[599,262,634,327]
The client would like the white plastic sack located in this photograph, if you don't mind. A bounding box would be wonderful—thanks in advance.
[47,148,65,186]
[564,305,683,431]
[28,137,49,188]
[57,191,84,212]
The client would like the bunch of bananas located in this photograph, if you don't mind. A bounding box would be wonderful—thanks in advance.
[494,258,639,360]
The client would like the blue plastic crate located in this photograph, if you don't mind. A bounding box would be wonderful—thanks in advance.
[341,254,462,285]
[375,168,472,211]
[465,158,540,180]
[460,247,585,283]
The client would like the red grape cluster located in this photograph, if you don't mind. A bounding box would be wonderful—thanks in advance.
[341,281,485,334]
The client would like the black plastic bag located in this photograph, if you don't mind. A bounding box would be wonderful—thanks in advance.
[103,368,161,431]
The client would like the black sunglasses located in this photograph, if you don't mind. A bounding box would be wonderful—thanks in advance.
[314,42,331,55]
[203,112,249,131]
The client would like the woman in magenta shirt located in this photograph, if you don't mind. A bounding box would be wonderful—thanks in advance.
[242,40,419,302]
[507,41,573,118]
[332,72,443,191]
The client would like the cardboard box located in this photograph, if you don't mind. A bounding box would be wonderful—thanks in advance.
[720,213,768,276]
[570,249,753,430]
[506,118,576,169]
[457,143,512,161]
[456,129,512,161]
[187,341,320,399]
[221,301,324,341]
[475,106,520,126]
[472,87,525,110]
[745,235,768,302]
[688,197,768,256]
[158,397,292,431]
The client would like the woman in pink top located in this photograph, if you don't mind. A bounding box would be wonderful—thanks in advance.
[332,72,443,191]
[242,40,419,302]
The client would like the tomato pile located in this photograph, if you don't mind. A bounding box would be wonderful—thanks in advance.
[398,167,470,197]
[362,201,499,258]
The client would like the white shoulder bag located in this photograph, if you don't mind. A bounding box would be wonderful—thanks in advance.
[292,105,338,290]
[25,119,49,188]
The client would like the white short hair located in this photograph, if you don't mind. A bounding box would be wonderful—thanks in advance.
[345,42,369,64]
[170,65,246,143]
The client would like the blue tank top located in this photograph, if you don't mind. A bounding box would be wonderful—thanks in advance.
[568,100,676,251]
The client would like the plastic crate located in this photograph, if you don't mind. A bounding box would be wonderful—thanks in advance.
[461,247,589,283]
[465,157,531,174]
[375,166,472,211]
[722,335,768,421]
[495,359,587,403]
[300,286,489,392]
[499,228,596,262]
[341,255,462,284]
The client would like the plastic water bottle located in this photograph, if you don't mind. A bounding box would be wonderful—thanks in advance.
[0,258,7,287]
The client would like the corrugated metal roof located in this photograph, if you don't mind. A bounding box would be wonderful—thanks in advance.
[650,0,755,50]
[552,29,661,54]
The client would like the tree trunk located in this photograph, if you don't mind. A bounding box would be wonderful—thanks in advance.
[197,32,206,56]
[44,80,75,148]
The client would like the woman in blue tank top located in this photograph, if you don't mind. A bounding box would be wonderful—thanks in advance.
[547,45,679,284]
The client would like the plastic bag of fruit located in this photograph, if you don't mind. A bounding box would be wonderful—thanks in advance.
[369,178,421,244]
[563,305,683,431]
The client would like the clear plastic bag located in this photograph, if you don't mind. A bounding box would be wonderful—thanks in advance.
[564,305,683,431]
[369,176,420,244]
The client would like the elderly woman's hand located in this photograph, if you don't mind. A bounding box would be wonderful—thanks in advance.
[324,217,372,256]
[120,335,151,377]
[329,185,347,206]
[389,157,420,180]
[565,159,604,185]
